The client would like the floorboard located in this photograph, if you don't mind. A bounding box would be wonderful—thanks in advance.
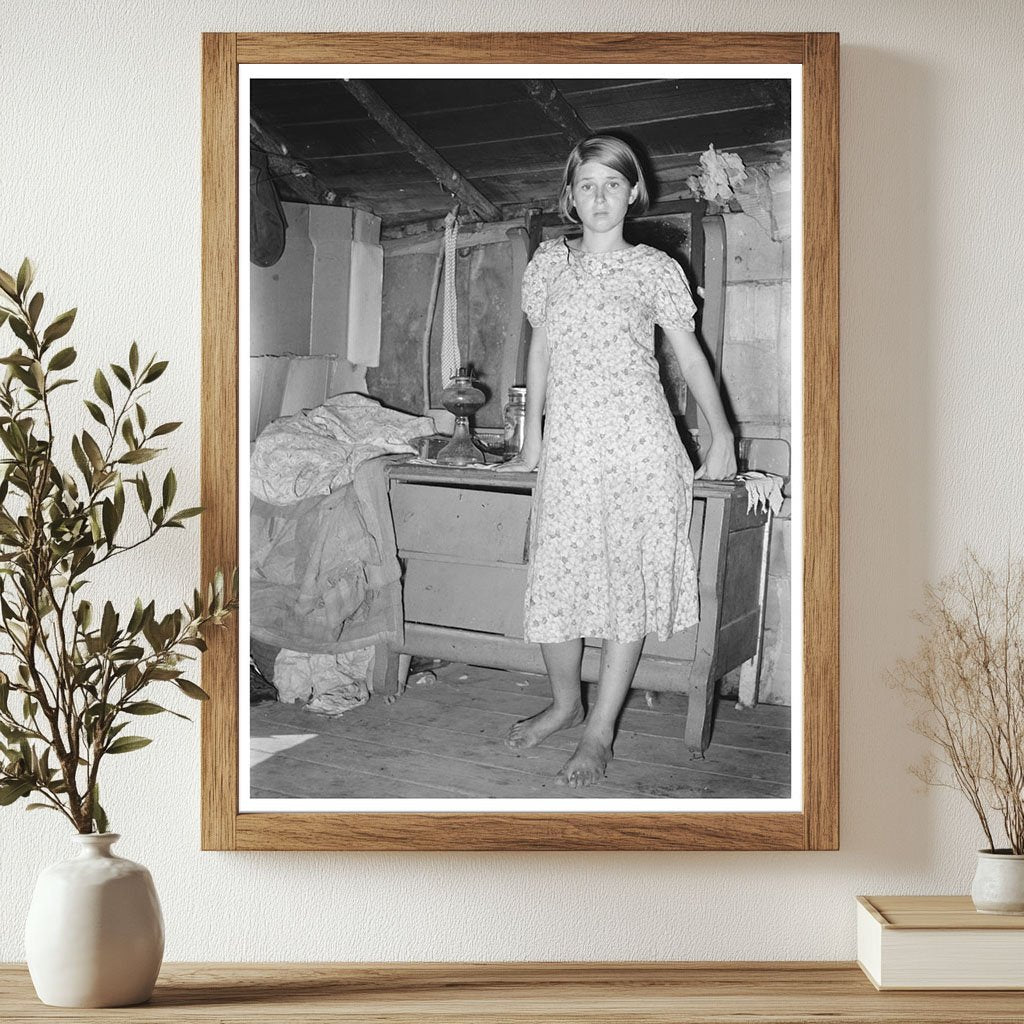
[249,662,793,801]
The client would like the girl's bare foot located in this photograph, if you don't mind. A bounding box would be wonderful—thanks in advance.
[506,702,585,748]
[557,733,612,788]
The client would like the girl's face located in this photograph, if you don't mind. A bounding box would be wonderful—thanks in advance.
[570,160,639,234]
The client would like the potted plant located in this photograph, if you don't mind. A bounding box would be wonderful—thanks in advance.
[895,551,1024,914]
[0,259,236,1005]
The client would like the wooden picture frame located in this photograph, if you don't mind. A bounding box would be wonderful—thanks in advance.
[201,32,838,851]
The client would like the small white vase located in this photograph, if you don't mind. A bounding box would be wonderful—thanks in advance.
[970,849,1024,915]
[25,833,164,1007]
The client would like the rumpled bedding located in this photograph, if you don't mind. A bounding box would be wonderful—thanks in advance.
[249,394,434,662]
[251,392,434,506]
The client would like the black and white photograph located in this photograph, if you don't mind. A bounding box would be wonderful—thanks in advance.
[241,66,800,811]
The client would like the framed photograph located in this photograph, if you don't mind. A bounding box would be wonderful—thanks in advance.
[201,32,838,850]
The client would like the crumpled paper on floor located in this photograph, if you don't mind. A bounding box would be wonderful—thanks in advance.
[273,647,374,717]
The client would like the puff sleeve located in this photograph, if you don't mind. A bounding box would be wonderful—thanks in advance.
[520,249,547,327]
[651,253,697,332]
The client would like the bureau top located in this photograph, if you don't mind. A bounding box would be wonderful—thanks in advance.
[385,456,746,498]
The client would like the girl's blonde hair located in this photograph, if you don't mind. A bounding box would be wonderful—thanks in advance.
[558,135,650,223]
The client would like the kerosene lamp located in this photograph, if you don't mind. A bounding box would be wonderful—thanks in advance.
[436,366,486,466]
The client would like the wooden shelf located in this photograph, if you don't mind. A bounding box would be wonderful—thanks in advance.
[3,962,1023,1022]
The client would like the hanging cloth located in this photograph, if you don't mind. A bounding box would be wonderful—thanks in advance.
[440,208,461,384]
[250,147,287,268]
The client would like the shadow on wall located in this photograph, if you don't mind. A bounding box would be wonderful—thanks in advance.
[838,47,938,866]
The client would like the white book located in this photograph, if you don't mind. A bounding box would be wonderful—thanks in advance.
[857,895,1024,990]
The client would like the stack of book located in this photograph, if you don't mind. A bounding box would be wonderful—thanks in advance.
[857,895,1024,990]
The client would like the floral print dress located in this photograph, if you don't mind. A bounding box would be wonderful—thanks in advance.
[521,236,700,644]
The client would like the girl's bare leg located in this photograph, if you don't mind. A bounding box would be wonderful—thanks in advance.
[559,637,644,787]
[506,638,586,748]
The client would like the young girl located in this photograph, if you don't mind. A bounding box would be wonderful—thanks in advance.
[497,135,737,789]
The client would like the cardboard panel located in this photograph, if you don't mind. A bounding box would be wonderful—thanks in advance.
[347,241,383,366]
[249,354,333,440]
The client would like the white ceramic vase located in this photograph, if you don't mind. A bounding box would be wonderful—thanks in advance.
[970,850,1024,915]
[25,833,164,1007]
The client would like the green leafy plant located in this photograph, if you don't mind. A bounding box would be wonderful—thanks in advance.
[895,552,1024,854]
[0,259,236,833]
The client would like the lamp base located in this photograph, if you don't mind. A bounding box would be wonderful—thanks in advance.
[436,417,484,466]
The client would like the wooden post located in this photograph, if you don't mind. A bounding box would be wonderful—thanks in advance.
[684,497,728,754]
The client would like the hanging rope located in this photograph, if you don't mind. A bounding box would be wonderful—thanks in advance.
[440,207,461,384]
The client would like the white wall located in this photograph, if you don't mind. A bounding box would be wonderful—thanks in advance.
[251,203,315,356]
[2,1,1023,962]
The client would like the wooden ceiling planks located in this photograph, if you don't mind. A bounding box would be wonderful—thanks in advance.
[342,79,502,220]
[251,78,367,125]
[249,76,792,226]
[371,77,534,115]
[383,100,564,151]
[628,109,791,155]
[558,77,789,126]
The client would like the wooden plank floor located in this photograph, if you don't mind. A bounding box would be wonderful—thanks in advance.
[249,663,791,801]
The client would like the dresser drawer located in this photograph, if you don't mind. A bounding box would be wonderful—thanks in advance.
[395,481,705,658]
[402,557,527,637]
[391,483,532,564]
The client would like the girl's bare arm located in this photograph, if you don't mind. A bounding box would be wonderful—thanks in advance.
[495,326,549,472]
[662,326,737,480]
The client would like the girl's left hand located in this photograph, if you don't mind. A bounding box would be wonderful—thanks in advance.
[695,436,738,481]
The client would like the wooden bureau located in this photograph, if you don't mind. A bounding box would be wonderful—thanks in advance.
[372,459,771,753]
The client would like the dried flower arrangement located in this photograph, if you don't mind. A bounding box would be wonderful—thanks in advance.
[894,552,1024,854]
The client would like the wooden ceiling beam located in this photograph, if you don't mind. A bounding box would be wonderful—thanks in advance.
[263,152,373,211]
[521,80,592,145]
[250,110,291,156]
[341,79,502,222]
[251,110,361,208]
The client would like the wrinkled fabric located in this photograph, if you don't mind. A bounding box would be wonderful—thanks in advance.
[249,396,434,657]
[250,455,404,654]
[250,392,434,506]
[738,471,785,515]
